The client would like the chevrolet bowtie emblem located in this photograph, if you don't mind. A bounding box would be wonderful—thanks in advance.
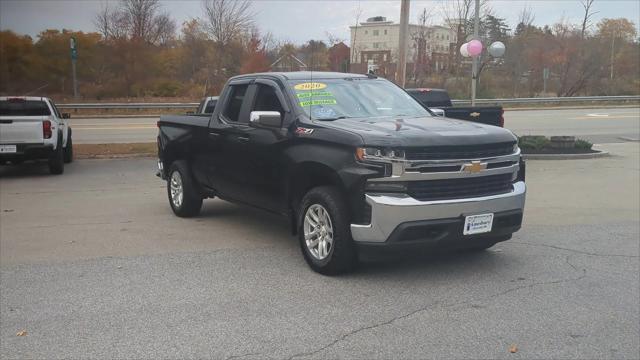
[470,112,481,117]
[462,161,487,173]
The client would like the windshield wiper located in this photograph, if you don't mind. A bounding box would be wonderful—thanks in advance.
[316,116,348,121]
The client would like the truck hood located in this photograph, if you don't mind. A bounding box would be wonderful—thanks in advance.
[320,115,517,147]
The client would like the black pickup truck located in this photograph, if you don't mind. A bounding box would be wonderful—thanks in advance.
[406,88,504,127]
[157,72,526,275]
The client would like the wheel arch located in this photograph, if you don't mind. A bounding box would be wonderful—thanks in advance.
[287,161,347,235]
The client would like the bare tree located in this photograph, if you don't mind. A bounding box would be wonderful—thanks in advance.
[94,0,176,44]
[201,0,253,46]
[410,7,433,85]
[325,32,345,47]
[518,5,535,28]
[94,3,129,40]
[580,0,597,39]
[153,13,177,45]
[556,0,600,96]
[441,0,489,75]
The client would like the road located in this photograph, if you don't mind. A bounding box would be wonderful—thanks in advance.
[1,143,638,358]
[69,107,640,144]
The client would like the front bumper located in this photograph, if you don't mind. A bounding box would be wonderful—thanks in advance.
[350,181,526,243]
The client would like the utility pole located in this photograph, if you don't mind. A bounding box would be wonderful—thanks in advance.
[70,36,78,99]
[397,0,410,87]
[471,0,480,106]
[610,31,615,80]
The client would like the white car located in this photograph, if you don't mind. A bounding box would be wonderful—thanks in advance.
[0,96,73,174]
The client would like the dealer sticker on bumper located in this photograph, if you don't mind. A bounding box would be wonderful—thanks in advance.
[463,213,494,235]
[0,145,17,153]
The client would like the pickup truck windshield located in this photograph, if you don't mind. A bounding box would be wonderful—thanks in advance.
[289,78,429,120]
[0,100,51,116]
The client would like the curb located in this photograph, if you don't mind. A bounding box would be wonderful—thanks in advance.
[522,150,609,160]
[504,105,639,111]
[76,153,156,160]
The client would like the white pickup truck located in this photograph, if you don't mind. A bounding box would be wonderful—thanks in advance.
[0,96,73,174]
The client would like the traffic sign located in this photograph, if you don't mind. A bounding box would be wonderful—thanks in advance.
[70,37,78,60]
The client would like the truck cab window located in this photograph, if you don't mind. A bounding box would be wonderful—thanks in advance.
[223,84,248,122]
[253,84,284,120]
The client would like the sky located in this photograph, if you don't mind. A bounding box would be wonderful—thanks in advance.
[1,0,639,44]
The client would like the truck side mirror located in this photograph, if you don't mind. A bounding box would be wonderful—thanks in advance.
[250,111,282,128]
[61,113,71,119]
[429,108,445,117]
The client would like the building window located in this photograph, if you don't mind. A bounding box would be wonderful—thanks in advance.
[373,42,379,49]
[373,30,379,36]
[384,29,387,35]
[365,30,368,34]
[446,35,450,40]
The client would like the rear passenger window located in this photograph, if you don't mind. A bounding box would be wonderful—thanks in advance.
[222,85,248,122]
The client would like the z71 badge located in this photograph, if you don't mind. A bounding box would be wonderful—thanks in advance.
[295,127,314,135]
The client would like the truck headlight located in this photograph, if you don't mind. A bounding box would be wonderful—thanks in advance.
[356,147,405,162]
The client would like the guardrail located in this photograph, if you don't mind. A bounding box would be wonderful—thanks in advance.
[57,102,199,110]
[57,95,639,110]
[451,95,640,105]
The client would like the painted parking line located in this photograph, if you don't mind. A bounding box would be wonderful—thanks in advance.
[73,126,156,130]
[570,115,640,120]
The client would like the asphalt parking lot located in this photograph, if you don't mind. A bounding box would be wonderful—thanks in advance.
[1,142,639,359]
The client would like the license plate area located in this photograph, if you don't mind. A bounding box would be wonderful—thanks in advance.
[463,213,494,235]
[0,145,17,153]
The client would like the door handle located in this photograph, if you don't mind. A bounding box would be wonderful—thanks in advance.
[208,132,220,139]
[237,136,250,143]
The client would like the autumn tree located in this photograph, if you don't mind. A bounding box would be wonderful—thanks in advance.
[240,29,270,74]
[597,18,638,41]
[300,40,329,71]
[0,31,37,93]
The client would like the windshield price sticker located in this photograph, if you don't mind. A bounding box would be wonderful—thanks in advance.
[296,91,333,98]
[294,82,327,91]
[299,99,337,107]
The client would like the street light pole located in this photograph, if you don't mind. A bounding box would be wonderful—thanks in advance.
[471,0,480,106]
[397,0,410,87]
[70,37,79,99]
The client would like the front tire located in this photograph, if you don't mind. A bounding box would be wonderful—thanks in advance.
[298,186,357,275]
[167,160,202,217]
[64,130,73,163]
[48,134,64,174]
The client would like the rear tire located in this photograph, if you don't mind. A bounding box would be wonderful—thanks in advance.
[167,160,202,217]
[48,134,64,175]
[64,130,73,163]
[298,186,357,275]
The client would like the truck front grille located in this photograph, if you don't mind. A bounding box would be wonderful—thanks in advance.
[407,173,514,201]
[405,143,515,160]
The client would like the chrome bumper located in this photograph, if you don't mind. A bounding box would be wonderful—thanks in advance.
[350,181,526,243]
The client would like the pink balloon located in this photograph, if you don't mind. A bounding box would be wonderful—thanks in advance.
[467,40,483,57]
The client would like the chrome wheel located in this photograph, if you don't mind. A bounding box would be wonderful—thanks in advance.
[170,171,184,208]
[303,204,334,260]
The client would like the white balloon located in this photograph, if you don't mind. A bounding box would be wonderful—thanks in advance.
[488,41,506,57]
[459,42,470,57]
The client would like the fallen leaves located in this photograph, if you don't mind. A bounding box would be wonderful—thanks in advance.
[509,344,518,353]
[16,330,27,336]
